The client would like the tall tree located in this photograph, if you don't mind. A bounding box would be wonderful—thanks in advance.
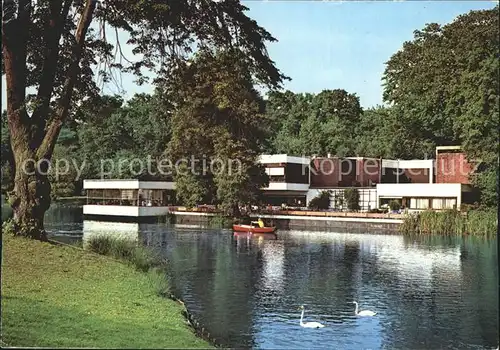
[2,0,285,240]
[383,6,499,205]
[267,89,362,157]
[354,106,423,159]
[167,49,269,216]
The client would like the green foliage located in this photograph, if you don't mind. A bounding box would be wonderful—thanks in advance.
[333,192,345,210]
[383,6,499,202]
[400,209,497,237]
[389,200,401,211]
[344,188,360,211]
[464,209,498,237]
[308,191,331,210]
[3,0,286,240]
[167,50,269,215]
[267,89,362,156]
[355,106,405,159]
[77,94,173,180]
[147,267,172,298]
[399,213,420,235]
[2,218,15,236]
[208,214,232,228]
[85,235,164,273]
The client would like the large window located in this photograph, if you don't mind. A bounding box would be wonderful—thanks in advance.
[410,198,429,209]
[408,197,457,210]
[86,189,173,206]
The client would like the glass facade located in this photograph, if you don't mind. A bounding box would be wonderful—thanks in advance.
[86,189,174,206]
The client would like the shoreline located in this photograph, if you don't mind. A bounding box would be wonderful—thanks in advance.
[1,234,213,348]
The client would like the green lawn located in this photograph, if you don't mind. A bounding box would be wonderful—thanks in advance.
[1,235,211,348]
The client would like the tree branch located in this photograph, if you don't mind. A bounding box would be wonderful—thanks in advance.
[31,0,73,149]
[2,0,32,150]
[37,0,98,160]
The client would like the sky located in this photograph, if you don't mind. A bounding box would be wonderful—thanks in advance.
[1,1,497,110]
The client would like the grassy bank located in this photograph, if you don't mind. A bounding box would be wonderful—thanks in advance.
[1,234,211,348]
[400,209,497,238]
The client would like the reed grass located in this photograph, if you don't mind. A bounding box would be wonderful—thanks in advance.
[400,209,497,238]
[85,235,165,272]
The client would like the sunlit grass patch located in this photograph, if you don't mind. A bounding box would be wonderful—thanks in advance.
[1,235,210,348]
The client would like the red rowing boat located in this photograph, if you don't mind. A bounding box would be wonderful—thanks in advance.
[232,224,277,233]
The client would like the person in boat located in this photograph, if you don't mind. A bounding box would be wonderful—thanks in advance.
[251,217,265,228]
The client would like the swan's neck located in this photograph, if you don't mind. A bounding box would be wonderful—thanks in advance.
[354,303,359,315]
[300,309,305,325]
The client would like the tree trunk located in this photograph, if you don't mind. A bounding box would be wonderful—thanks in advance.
[231,203,242,218]
[8,149,51,241]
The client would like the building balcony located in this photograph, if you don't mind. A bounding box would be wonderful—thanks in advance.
[83,204,170,217]
[263,182,310,191]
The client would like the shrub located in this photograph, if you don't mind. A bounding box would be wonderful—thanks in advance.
[333,192,344,210]
[85,235,114,255]
[400,209,496,238]
[85,235,164,272]
[2,218,15,236]
[147,267,171,297]
[344,188,360,211]
[308,191,331,210]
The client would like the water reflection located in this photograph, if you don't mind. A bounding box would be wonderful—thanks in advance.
[43,206,498,349]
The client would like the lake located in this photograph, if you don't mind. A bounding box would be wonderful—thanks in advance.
[39,205,499,348]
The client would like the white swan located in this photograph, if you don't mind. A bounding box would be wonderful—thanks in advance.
[352,301,377,317]
[298,305,325,328]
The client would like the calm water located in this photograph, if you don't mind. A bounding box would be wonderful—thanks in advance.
[43,205,499,349]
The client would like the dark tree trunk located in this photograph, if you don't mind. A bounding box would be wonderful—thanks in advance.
[231,203,242,218]
[2,0,97,241]
[8,145,51,241]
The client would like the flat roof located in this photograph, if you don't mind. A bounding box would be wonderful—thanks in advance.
[259,154,310,165]
[382,159,434,169]
[83,179,175,190]
[436,146,462,151]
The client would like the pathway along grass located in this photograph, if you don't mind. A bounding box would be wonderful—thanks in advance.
[399,209,497,238]
[1,234,211,348]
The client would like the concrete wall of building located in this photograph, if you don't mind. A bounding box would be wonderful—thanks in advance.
[310,158,378,187]
[381,168,430,183]
[436,151,473,184]
[402,169,430,183]
[310,158,343,187]
[356,158,381,186]
[284,163,309,184]
[376,183,463,209]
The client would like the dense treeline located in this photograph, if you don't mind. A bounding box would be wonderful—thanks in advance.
[1,6,497,211]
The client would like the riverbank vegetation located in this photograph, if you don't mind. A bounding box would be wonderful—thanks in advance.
[400,209,497,238]
[84,235,165,273]
[1,234,211,348]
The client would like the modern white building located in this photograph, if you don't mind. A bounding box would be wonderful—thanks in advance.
[259,154,311,206]
[83,179,175,218]
[381,159,434,184]
[82,146,475,217]
[376,183,472,211]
